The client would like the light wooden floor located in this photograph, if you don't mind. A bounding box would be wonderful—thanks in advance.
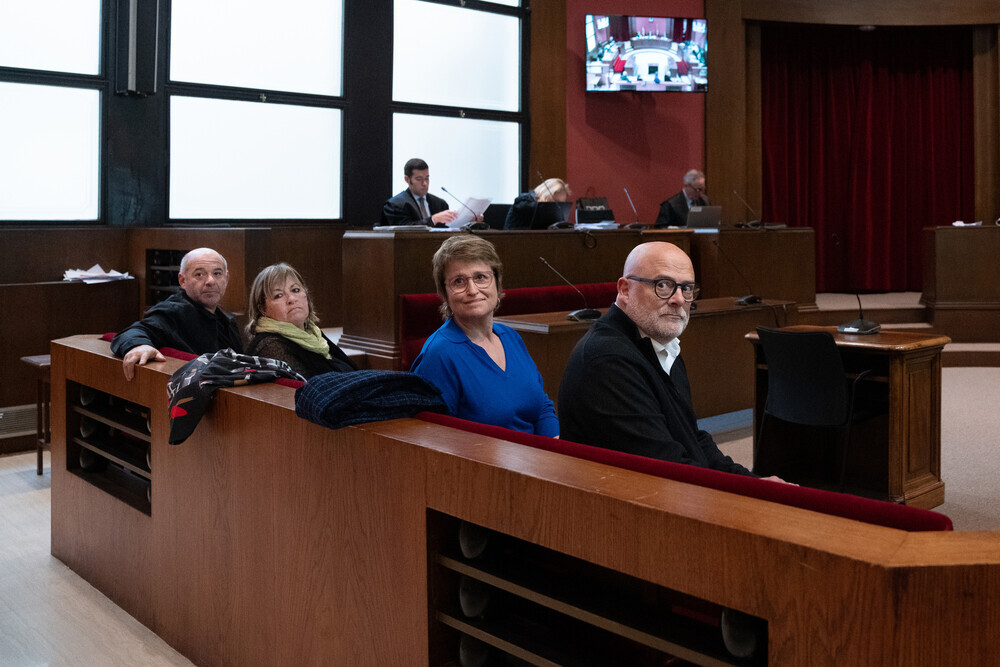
[0,451,193,667]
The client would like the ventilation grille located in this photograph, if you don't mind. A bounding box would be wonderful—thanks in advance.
[0,404,37,439]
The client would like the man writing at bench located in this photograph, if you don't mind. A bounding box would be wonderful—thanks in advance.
[111,248,244,380]
[559,241,786,481]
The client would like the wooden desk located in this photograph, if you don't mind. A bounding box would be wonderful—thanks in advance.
[498,298,794,417]
[689,227,816,308]
[922,225,1000,341]
[339,228,692,369]
[747,326,950,508]
[47,334,1000,665]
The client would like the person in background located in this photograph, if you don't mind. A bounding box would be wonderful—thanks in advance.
[655,169,709,228]
[411,235,558,436]
[559,242,786,480]
[380,157,457,227]
[504,178,572,230]
[245,263,357,379]
[111,247,243,380]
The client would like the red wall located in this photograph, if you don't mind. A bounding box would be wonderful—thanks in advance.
[565,1,705,224]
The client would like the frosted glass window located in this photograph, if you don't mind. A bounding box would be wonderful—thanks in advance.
[171,0,343,96]
[0,83,99,220]
[170,97,341,219]
[0,2,101,74]
[392,114,519,206]
[393,0,520,112]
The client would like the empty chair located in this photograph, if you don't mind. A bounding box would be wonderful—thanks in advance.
[754,327,875,492]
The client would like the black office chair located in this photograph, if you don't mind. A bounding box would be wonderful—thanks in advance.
[754,327,875,492]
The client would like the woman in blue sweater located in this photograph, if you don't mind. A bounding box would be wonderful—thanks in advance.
[411,235,559,437]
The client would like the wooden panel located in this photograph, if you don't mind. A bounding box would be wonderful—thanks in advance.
[689,228,816,306]
[741,0,1000,25]
[921,226,1000,341]
[265,225,346,326]
[0,280,138,409]
[0,228,127,284]
[50,340,157,630]
[528,0,567,184]
[973,26,1000,225]
[49,335,1000,665]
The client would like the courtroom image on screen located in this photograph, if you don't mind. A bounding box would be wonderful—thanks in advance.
[585,15,707,93]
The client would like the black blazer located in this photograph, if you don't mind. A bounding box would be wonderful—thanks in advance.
[379,189,449,226]
[654,191,709,228]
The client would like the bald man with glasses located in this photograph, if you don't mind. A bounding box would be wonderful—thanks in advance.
[560,242,784,479]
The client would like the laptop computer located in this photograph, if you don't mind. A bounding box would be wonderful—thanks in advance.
[482,204,511,230]
[530,201,574,229]
[686,205,722,229]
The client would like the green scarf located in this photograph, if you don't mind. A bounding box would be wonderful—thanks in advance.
[255,317,331,359]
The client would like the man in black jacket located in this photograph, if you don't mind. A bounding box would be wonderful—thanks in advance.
[559,242,782,479]
[379,157,457,226]
[654,169,708,228]
[111,248,243,380]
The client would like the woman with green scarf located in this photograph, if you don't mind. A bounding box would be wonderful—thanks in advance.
[246,263,357,378]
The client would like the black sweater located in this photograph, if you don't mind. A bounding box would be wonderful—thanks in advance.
[559,304,754,476]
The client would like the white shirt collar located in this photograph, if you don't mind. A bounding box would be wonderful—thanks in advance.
[643,334,681,374]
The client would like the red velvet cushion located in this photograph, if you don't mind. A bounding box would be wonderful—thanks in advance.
[415,412,953,532]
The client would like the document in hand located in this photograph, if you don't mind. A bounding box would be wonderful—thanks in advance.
[446,197,493,228]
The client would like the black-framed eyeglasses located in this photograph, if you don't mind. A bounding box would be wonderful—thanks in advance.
[447,271,494,294]
[627,276,700,302]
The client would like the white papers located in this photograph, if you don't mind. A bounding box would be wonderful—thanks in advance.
[445,197,492,228]
[575,221,620,230]
[63,264,133,284]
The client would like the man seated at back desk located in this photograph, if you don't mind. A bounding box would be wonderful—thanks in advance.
[111,247,244,380]
[559,241,786,481]
[380,157,457,227]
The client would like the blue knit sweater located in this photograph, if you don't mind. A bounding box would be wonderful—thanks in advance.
[411,318,559,437]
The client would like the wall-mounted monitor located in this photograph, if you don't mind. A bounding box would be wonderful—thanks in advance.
[585,15,707,93]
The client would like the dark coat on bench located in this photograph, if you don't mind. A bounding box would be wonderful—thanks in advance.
[559,304,754,476]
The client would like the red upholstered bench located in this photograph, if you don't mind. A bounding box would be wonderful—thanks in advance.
[398,282,619,370]
[415,411,953,532]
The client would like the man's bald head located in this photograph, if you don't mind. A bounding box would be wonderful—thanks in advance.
[178,248,230,312]
[616,242,696,343]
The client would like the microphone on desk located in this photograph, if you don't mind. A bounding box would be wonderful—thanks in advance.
[711,238,762,306]
[538,256,602,321]
[732,190,762,228]
[838,293,881,335]
[441,186,488,231]
[623,187,640,225]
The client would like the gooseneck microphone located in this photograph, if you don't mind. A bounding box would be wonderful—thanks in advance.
[441,186,479,219]
[441,186,488,231]
[711,239,762,306]
[538,256,602,321]
[732,189,761,227]
[623,187,639,224]
[838,293,881,335]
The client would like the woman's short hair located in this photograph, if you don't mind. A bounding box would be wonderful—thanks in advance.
[533,178,570,203]
[432,235,504,319]
[246,262,319,334]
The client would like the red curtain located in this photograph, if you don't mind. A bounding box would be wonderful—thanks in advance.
[761,24,974,292]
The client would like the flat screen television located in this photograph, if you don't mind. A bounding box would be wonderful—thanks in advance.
[585,15,707,93]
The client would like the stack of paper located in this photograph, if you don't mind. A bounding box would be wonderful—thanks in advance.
[63,264,133,284]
